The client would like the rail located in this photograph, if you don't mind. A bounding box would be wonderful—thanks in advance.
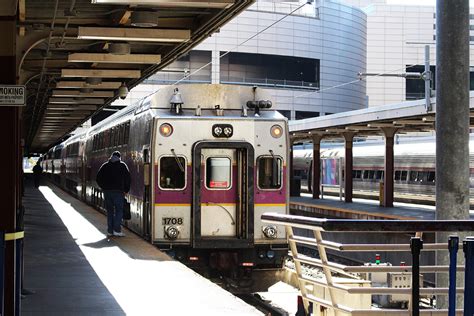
[261,213,474,315]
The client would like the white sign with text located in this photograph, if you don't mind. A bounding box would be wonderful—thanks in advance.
[0,86,26,106]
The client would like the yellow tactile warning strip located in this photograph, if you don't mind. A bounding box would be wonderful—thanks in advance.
[5,231,24,241]
[290,201,415,220]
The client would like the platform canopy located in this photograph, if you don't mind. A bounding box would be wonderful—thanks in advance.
[289,92,474,141]
[15,0,253,152]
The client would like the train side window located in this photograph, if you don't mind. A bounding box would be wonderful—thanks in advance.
[206,157,231,189]
[395,171,401,181]
[124,122,130,144]
[428,171,435,182]
[119,124,124,145]
[362,170,368,179]
[258,156,282,190]
[159,156,186,190]
[368,170,375,180]
[375,170,383,180]
[409,171,418,182]
[418,171,429,183]
[401,171,408,181]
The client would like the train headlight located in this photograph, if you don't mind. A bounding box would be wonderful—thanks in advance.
[213,126,223,136]
[165,225,179,239]
[263,225,277,239]
[159,123,173,137]
[270,125,283,138]
[212,124,233,138]
[223,126,233,137]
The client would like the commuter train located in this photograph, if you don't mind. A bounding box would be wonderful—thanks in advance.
[41,84,289,286]
[293,136,474,198]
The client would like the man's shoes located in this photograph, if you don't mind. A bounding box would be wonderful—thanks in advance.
[107,232,113,237]
[113,231,126,237]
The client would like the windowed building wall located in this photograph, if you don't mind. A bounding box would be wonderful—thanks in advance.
[342,0,474,107]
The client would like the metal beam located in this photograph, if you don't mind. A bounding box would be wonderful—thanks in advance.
[52,90,114,98]
[61,69,141,78]
[49,97,104,105]
[47,104,98,110]
[77,26,190,42]
[68,53,161,64]
[56,81,122,89]
[90,0,234,9]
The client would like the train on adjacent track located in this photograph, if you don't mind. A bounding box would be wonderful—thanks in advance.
[293,136,474,198]
[41,84,289,288]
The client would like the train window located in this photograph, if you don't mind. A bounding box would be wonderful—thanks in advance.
[206,157,231,189]
[418,171,429,183]
[368,170,375,180]
[258,156,282,189]
[362,170,369,179]
[428,171,435,182]
[352,170,362,179]
[159,156,186,190]
[375,170,384,180]
[395,171,401,181]
[124,122,130,144]
[409,171,418,182]
[401,171,408,181]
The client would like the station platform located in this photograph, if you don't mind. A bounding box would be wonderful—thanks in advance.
[290,193,474,220]
[21,182,262,316]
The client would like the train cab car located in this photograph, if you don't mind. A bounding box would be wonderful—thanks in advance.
[39,84,291,285]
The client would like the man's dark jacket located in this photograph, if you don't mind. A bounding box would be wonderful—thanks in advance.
[96,160,131,192]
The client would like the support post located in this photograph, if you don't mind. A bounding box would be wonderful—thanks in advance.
[464,237,474,315]
[410,237,423,316]
[342,132,355,203]
[312,134,322,199]
[0,18,19,316]
[381,128,397,207]
[435,0,470,308]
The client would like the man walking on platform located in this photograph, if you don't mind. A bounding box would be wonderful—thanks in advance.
[32,161,43,188]
[96,151,131,237]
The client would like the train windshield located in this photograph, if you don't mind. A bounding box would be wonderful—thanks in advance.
[159,156,186,189]
[206,157,231,189]
[258,156,282,189]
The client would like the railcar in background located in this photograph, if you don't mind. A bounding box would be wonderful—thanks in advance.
[293,137,474,197]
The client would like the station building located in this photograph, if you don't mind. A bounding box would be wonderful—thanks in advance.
[343,0,474,107]
[110,0,368,121]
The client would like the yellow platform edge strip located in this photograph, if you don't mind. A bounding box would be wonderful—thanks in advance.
[5,231,24,241]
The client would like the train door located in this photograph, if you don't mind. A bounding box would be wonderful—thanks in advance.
[192,142,254,248]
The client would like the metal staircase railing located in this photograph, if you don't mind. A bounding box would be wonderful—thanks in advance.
[262,213,474,315]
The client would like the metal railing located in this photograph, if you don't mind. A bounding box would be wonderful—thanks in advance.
[261,214,474,315]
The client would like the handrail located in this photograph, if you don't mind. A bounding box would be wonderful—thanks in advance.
[262,213,474,232]
[262,213,474,315]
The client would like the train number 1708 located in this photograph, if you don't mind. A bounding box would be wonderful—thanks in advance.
[162,217,183,225]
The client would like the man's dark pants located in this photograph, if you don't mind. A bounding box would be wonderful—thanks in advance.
[104,190,124,234]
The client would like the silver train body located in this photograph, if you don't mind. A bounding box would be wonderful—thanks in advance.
[293,136,474,197]
[42,84,289,272]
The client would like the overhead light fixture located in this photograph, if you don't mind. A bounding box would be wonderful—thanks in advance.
[108,43,131,55]
[130,11,158,28]
[79,88,94,94]
[77,27,190,43]
[86,77,102,85]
